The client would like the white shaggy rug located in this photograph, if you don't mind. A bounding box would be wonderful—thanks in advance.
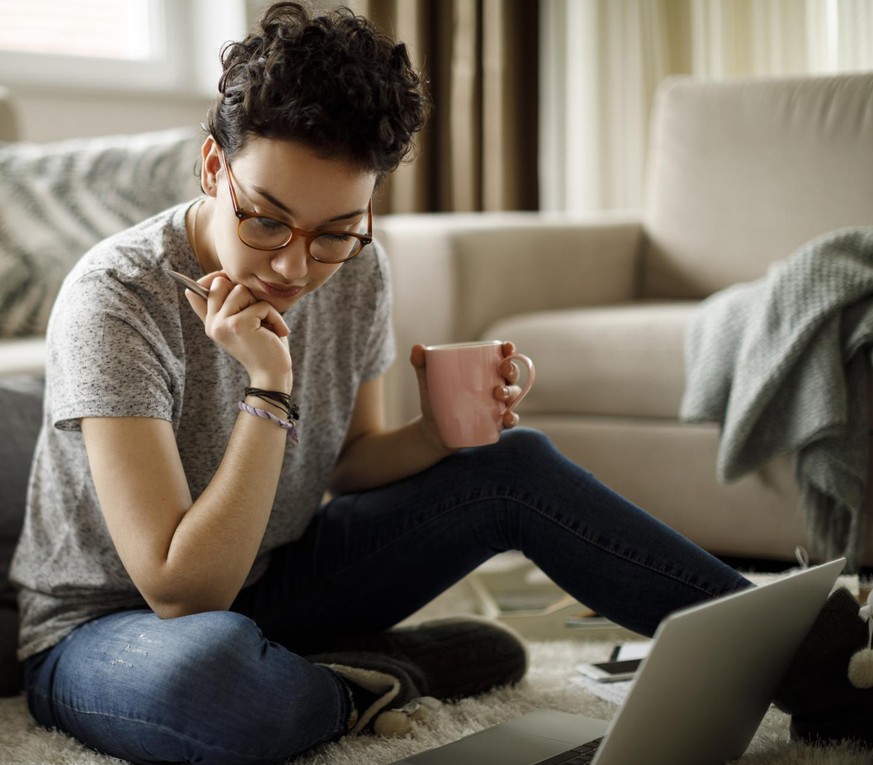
[0,638,868,765]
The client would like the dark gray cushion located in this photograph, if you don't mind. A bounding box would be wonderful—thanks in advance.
[0,374,43,695]
[0,606,22,695]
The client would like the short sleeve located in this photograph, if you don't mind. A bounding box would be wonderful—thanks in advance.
[359,240,396,382]
[48,268,178,430]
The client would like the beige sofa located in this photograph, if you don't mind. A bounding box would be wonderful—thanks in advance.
[376,70,873,567]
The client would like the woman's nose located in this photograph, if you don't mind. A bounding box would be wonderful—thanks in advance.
[269,236,309,279]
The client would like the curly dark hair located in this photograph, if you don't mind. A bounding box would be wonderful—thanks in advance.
[206,2,429,179]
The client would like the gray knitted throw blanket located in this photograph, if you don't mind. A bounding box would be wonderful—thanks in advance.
[680,228,873,572]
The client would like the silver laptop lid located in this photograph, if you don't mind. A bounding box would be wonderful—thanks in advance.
[594,558,846,765]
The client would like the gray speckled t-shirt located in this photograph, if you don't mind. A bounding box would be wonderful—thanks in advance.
[11,201,395,660]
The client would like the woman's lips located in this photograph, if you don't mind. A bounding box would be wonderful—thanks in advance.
[256,277,302,300]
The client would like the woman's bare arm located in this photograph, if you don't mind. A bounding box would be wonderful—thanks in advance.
[83,404,288,618]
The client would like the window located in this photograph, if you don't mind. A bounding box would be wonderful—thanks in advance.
[0,0,246,94]
[0,0,155,60]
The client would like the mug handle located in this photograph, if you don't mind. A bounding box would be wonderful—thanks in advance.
[503,353,536,415]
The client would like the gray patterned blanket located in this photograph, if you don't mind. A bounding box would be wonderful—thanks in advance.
[680,228,873,572]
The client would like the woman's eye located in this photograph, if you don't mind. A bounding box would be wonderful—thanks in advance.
[253,217,286,232]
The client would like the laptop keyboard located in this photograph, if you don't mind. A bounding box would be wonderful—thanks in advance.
[534,737,604,765]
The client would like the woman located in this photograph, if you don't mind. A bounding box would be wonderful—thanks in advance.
[11,4,858,763]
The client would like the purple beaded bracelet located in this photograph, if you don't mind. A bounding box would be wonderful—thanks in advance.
[238,401,299,444]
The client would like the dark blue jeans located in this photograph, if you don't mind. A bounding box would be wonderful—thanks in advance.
[25,429,750,764]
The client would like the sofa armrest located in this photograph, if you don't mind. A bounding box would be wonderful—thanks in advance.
[377,209,644,340]
[452,214,644,339]
[375,210,644,427]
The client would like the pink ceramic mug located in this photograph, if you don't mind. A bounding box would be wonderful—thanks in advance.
[425,340,536,448]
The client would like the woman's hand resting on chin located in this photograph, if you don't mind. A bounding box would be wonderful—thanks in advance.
[184,271,293,391]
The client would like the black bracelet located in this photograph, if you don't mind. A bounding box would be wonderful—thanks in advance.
[243,387,300,421]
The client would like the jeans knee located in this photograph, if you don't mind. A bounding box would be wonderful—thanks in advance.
[158,610,260,672]
[125,612,258,714]
[499,426,552,451]
[137,612,347,760]
[493,427,560,468]
[30,611,347,765]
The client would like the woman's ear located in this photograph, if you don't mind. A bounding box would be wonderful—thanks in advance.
[200,136,222,198]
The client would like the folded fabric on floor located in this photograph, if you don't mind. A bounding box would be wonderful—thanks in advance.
[680,227,873,572]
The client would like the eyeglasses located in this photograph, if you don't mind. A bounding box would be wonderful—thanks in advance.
[221,150,373,264]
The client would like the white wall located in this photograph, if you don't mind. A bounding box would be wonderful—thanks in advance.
[8,87,211,143]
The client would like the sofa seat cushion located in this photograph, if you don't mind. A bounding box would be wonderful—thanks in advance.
[485,301,697,419]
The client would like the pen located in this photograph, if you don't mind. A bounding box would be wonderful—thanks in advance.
[166,269,209,299]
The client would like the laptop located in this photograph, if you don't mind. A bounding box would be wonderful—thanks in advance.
[389,558,845,765]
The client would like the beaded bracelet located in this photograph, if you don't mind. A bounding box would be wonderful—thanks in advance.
[238,401,299,444]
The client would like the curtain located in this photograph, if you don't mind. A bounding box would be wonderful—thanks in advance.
[539,0,674,212]
[542,0,873,214]
[345,0,539,213]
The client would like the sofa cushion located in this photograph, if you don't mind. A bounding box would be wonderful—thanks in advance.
[0,375,44,695]
[642,72,873,300]
[0,128,202,338]
[485,301,696,419]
